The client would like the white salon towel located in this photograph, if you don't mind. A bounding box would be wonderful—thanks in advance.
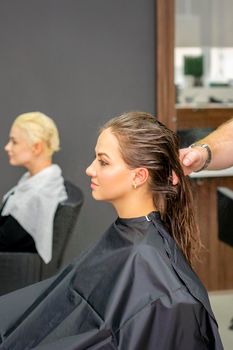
[1,164,68,263]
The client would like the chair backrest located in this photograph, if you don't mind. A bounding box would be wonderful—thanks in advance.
[41,180,84,278]
[0,180,84,295]
[0,252,42,295]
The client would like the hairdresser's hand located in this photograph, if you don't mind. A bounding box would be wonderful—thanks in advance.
[180,147,207,175]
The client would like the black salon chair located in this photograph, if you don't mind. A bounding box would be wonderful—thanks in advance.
[217,186,233,248]
[0,180,84,296]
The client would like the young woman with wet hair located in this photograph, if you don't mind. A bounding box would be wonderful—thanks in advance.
[99,111,200,266]
[0,112,222,349]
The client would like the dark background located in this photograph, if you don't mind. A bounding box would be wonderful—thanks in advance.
[0,0,156,262]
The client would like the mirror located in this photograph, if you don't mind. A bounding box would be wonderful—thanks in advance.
[175,0,233,106]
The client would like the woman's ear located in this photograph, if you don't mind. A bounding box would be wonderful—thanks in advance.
[172,170,179,185]
[32,142,43,156]
[133,168,149,187]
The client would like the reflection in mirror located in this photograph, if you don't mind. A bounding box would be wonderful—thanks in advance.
[175,0,233,106]
[177,127,214,148]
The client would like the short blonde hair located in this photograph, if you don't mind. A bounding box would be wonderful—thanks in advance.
[13,112,60,156]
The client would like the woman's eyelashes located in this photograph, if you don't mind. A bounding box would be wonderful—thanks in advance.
[93,152,109,166]
[9,137,17,145]
[98,158,108,166]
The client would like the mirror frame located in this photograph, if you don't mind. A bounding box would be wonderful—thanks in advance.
[156,0,176,130]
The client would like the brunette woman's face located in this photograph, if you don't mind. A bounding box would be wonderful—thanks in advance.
[86,128,135,204]
[5,125,35,167]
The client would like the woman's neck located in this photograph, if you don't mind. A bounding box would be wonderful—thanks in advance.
[27,159,52,176]
[113,193,157,219]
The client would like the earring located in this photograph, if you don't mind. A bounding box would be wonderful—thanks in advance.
[133,182,137,189]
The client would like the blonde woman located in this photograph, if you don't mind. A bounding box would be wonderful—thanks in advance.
[0,112,67,263]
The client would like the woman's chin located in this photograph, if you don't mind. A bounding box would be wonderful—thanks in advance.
[8,159,20,167]
[91,191,103,201]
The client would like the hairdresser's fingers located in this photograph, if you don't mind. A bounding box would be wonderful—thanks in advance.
[179,148,204,175]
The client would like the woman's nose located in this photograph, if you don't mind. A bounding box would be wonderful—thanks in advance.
[86,160,96,177]
[5,142,10,152]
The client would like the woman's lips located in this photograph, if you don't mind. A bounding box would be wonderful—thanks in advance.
[90,181,98,189]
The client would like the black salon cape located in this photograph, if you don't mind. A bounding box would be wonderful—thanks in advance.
[0,212,223,350]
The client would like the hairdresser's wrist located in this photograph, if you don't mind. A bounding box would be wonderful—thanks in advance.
[189,143,212,172]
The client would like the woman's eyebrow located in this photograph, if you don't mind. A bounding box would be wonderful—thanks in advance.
[97,152,111,159]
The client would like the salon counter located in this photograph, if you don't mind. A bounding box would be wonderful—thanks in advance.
[176,104,233,130]
[190,170,233,291]
[190,167,233,179]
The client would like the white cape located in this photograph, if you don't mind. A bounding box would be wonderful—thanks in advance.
[1,164,67,263]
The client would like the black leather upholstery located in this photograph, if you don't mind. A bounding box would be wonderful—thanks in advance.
[0,180,84,296]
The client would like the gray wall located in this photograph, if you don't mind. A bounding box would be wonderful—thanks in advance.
[0,0,155,262]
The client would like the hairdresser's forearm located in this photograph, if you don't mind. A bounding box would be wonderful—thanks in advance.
[200,118,233,169]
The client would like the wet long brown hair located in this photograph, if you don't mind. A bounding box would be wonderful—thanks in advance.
[101,111,201,266]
